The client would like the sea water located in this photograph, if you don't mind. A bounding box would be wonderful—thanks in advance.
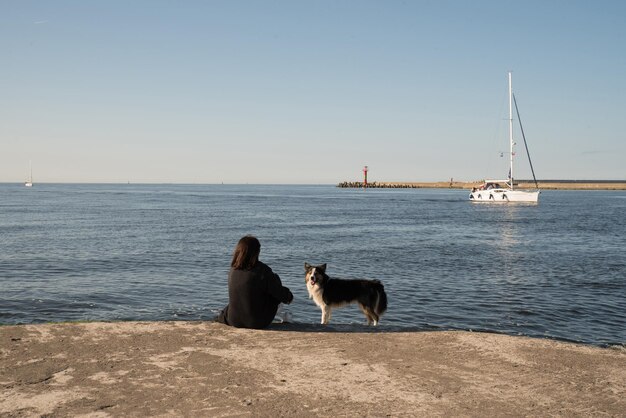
[1,184,624,346]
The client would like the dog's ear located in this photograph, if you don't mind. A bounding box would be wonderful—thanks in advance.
[319,263,327,273]
[304,262,311,271]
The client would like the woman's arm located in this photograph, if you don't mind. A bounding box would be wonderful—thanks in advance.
[262,265,293,304]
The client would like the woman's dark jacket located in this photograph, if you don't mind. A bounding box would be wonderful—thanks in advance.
[223,261,293,329]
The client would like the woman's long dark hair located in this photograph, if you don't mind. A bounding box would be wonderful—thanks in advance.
[230,235,261,270]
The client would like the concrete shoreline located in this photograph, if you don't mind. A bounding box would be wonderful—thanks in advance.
[1,321,624,416]
[338,181,626,190]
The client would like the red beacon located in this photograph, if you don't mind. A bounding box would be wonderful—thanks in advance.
[363,166,368,188]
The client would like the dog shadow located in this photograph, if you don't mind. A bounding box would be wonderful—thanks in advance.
[265,322,446,334]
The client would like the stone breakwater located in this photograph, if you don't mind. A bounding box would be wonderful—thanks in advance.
[338,181,466,189]
[337,181,626,190]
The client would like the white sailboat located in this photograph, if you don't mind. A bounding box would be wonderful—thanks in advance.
[469,72,540,203]
[24,161,33,187]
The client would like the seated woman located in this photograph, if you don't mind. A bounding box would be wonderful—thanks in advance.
[217,235,293,329]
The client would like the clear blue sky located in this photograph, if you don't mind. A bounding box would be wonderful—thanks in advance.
[2,0,625,183]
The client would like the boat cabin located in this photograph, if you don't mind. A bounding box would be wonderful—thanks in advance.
[472,179,510,192]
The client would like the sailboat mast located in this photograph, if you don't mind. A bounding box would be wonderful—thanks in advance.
[508,71,514,190]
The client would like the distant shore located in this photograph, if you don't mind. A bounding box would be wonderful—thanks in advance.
[1,321,624,416]
[338,180,626,190]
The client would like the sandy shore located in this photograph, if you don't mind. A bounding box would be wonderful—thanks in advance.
[1,321,624,417]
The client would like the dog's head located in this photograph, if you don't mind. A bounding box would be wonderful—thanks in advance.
[304,262,328,287]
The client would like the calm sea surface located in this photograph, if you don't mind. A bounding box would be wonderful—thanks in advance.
[1,184,624,346]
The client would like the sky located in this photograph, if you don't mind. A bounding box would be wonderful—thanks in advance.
[2,0,625,184]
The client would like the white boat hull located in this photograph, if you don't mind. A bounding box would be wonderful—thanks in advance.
[469,188,539,203]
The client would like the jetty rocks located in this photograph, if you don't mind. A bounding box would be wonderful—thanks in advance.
[337,181,466,189]
[337,180,626,190]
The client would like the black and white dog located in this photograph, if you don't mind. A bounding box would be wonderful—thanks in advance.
[305,263,387,325]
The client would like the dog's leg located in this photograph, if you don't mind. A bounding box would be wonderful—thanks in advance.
[363,307,372,325]
[369,312,379,326]
[321,305,331,324]
[370,290,382,325]
[359,304,375,325]
[369,307,380,326]
[373,291,380,315]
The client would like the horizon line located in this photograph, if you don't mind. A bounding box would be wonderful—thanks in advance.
[3,179,626,185]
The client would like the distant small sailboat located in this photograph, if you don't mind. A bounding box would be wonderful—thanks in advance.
[469,72,540,203]
[24,161,33,187]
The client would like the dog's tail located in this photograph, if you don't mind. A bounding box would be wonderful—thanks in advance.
[373,280,387,315]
